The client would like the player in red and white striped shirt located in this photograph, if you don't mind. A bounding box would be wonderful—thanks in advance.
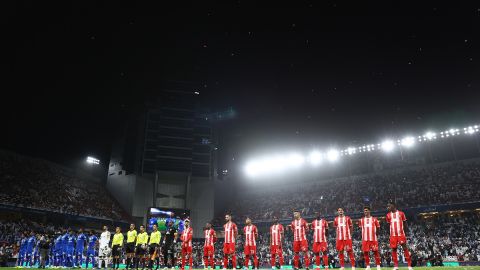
[386,202,413,270]
[333,208,355,270]
[203,222,216,270]
[180,219,193,270]
[269,216,284,269]
[309,212,329,270]
[358,207,381,270]
[243,218,259,269]
[287,210,310,270]
[223,214,238,270]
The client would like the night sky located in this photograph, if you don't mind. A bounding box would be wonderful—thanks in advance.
[2,1,479,168]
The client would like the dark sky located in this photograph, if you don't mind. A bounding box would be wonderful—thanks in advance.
[2,1,479,166]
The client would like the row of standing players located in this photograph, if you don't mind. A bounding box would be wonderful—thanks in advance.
[217,203,413,270]
[16,202,413,270]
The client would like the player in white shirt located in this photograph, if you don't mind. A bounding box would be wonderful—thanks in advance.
[98,225,111,269]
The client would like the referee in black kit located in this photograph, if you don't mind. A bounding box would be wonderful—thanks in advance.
[162,220,178,269]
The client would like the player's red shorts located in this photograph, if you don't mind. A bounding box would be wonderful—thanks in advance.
[270,245,283,255]
[203,246,214,256]
[390,235,407,249]
[244,245,256,255]
[182,246,192,254]
[293,240,308,253]
[313,242,328,253]
[336,239,353,251]
[362,241,379,252]
[223,243,235,254]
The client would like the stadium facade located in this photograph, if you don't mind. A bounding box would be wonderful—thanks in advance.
[107,83,216,237]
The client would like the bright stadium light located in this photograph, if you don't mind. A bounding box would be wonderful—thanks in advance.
[347,147,356,155]
[401,136,415,148]
[424,132,436,141]
[381,140,395,152]
[245,161,260,177]
[86,156,100,165]
[326,149,339,162]
[465,126,476,134]
[308,151,323,166]
[287,153,305,168]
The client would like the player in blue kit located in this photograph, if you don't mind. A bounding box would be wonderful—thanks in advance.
[85,230,98,269]
[33,239,40,267]
[61,230,69,267]
[65,229,76,267]
[16,232,28,267]
[25,231,37,267]
[54,233,64,267]
[75,229,87,268]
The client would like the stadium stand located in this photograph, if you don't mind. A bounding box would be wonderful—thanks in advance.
[219,159,480,222]
[0,150,130,221]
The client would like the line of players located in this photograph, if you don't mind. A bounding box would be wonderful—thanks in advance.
[16,202,413,270]
[217,202,413,270]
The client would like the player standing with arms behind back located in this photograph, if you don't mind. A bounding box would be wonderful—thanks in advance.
[148,224,161,270]
[163,220,178,270]
[243,218,259,270]
[287,210,309,270]
[75,229,87,268]
[334,208,355,270]
[269,216,284,270]
[386,202,413,270]
[310,212,329,270]
[358,207,381,270]
[112,227,124,270]
[180,219,193,270]
[85,230,98,269]
[203,222,216,270]
[98,226,111,270]
[135,225,149,270]
[126,224,138,270]
[223,214,238,270]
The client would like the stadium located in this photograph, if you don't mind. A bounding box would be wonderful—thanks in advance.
[2,2,479,270]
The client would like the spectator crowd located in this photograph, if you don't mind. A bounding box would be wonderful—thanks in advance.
[0,150,129,221]
[219,161,480,222]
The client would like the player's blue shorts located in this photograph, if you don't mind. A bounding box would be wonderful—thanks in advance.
[76,249,84,256]
[86,249,96,257]
[66,247,75,256]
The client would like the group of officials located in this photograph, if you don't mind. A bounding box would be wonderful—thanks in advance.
[17,202,414,270]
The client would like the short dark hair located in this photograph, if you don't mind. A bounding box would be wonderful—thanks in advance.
[337,207,344,211]
[388,201,396,206]
[364,206,371,210]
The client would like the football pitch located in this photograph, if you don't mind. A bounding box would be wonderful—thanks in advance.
[3,268,480,270]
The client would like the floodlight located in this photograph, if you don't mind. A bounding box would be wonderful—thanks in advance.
[401,137,415,148]
[245,161,259,177]
[326,149,339,162]
[465,126,475,134]
[86,156,100,165]
[347,147,356,155]
[381,140,395,152]
[308,151,323,166]
[424,132,436,140]
[287,153,305,168]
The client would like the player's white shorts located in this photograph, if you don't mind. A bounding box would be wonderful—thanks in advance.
[99,246,111,257]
